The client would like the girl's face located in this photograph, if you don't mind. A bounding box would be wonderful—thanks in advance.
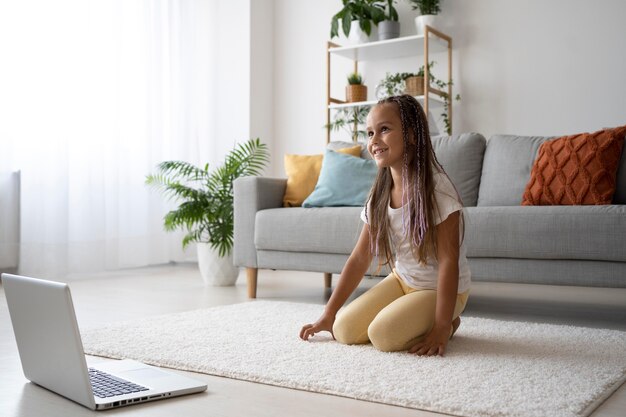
[366,103,405,170]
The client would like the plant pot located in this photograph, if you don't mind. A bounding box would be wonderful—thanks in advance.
[346,85,367,103]
[197,242,239,286]
[378,20,400,40]
[404,76,424,96]
[348,20,370,44]
[415,15,438,35]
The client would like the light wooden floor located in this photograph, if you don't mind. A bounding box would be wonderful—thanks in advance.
[1,263,625,417]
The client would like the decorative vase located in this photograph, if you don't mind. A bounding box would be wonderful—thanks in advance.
[197,242,239,286]
[415,15,438,35]
[404,76,425,96]
[346,84,367,103]
[348,20,369,44]
[378,20,400,40]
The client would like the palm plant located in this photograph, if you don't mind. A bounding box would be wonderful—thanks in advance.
[146,138,269,257]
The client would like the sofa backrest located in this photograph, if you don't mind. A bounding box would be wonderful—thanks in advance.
[328,133,487,207]
[431,133,486,207]
[477,135,553,206]
[478,133,626,206]
[331,129,626,207]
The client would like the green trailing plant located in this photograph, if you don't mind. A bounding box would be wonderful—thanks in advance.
[330,0,386,39]
[378,72,419,97]
[382,0,399,21]
[377,62,460,134]
[347,72,363,85]
[440,89,461,136]
[325,106,370,142]
[146,138,269,257]
[406,0,441,15]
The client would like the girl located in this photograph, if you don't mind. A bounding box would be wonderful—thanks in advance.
[299,95,471,356]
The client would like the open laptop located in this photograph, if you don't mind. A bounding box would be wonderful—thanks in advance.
[2,273,207,410]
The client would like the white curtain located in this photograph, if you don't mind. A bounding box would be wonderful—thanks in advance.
[0,0,220,278]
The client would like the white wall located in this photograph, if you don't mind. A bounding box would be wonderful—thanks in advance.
[250,0,274,173]
[0,171,19,269]
[272,1,337,176]
[215,0,250,158]
[269,0,626,177]
[445,0,626,137]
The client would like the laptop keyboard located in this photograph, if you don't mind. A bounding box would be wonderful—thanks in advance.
[89,368,149,398]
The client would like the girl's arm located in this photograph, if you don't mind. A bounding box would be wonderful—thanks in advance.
[409,210,460,356]
[299,223,374,340]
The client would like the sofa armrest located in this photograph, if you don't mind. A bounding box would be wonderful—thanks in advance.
[233,176,287,268]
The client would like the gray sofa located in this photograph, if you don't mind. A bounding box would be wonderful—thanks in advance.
[234,133,626,298]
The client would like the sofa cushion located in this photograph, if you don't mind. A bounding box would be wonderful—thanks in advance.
[255,207,362,254]
[613,131,626,204]
[477,135,553,206]
[302,149,377,207]
[282,145,362,207]
[468,258,626,288]
[327,140,371,159]
[522,126,626,205]
[464,205,626,262]
[431,133,486,207]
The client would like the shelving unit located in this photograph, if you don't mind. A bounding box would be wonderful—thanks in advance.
[328,95,445,110]
[326,26,453,143]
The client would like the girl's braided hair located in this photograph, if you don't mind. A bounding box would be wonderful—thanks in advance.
[365,94,462,270]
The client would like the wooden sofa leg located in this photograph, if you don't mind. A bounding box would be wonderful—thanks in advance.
[324,273,332,288]
[247,268,258,299]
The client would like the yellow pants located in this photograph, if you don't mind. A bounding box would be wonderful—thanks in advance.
[333,271,469,352]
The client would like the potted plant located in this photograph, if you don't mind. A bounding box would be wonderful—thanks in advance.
[146,138,269,286]
[378,0,400,40]
[406,0,441,34]
[325,106,370,142]
[411,62,461,135]
[346,72,368,103]
[330,0,385,44]
[376,62,460,134]
[376,72,419,98]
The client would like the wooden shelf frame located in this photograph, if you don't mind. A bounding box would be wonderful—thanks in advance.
[328,95,444,110]
[325,26,453,143]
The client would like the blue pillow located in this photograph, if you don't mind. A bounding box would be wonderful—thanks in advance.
[302,149,378,207]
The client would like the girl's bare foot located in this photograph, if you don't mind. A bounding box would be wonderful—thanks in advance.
[450,317,461,339]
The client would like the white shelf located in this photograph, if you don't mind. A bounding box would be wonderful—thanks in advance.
[329,34,448,61]
[325,29,454,140]
[329,95,444,110]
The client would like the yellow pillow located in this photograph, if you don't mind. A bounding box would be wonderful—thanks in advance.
[283,145,362,207]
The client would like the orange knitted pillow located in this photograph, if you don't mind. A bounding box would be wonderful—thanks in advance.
[522,125,626,205]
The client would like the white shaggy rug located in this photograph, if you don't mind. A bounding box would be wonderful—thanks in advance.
[81,301,626,417]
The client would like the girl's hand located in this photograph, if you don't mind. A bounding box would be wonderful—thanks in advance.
[408,324,450,356]
[300,314,335,341]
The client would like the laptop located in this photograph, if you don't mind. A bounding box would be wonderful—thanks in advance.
[2,273,207,410]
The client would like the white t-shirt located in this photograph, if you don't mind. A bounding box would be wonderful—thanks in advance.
[360,171,471,293]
